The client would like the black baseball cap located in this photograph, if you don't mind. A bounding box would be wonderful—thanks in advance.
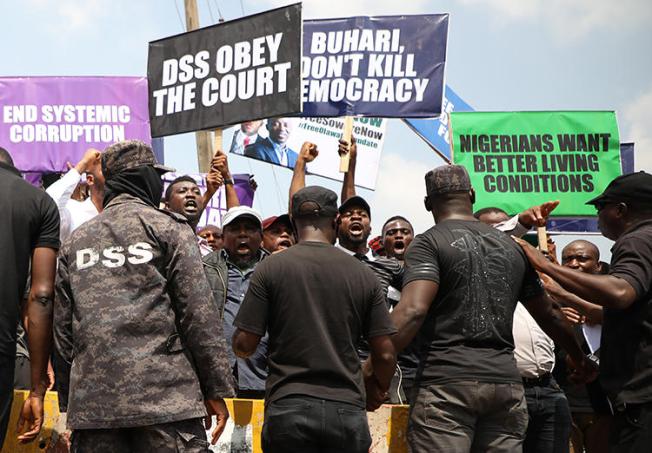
[338,195,371,218]
[292,186,339,218]
[586,171,652,207]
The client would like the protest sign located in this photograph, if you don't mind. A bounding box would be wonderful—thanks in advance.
[301,14,449,117]
[451,111,621,216]
[147,4,303,137]
[162,173,254,228]
[403,85,473,161]
[225,116,386,190]
[0,77,152,173]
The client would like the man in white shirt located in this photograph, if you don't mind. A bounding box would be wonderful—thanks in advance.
[46,149,104,242]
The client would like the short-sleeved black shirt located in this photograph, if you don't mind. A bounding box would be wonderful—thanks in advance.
[602,219,652,406]
[0,163,59,357]
[403,219,543,386]
[234,241,396,408]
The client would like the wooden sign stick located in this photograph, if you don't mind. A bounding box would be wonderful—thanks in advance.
[339,116,354,173]
[537,225,549,253]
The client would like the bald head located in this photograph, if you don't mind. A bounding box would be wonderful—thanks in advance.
[561,240,601,274]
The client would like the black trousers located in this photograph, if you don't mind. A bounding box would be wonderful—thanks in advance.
[609,403,652,453]
[71,418,209,453]
[262,395,371,453]
[0,354,16,451]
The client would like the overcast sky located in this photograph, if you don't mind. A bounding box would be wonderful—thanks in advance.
[2,0,650,254]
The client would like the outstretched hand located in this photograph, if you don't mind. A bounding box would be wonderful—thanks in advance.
[519,200,560,228]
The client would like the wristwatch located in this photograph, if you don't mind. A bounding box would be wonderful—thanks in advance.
[224,178,234,185]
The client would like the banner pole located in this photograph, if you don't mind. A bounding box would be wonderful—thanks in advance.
[537,226,549,253]
[339,116,354,173]
[184,0,213,173]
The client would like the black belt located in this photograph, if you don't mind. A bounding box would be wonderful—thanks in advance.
[522,372,552,388]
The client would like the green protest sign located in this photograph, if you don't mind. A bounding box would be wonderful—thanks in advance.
[450,111,621,216]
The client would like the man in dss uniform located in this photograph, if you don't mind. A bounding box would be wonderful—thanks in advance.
[53,140,235,452]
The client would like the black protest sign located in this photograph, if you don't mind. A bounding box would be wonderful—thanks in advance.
[147,4,302,137]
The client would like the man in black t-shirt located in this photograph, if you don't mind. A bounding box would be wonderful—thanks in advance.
[371,164,593,453]
[516,171,652,453]
[0,147,59,449]
[233,186,397,453]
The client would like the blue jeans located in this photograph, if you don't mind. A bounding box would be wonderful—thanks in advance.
[262,395,371,453]
[523,378,572,453]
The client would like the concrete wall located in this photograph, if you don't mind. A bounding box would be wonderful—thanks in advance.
[2,391,409,453]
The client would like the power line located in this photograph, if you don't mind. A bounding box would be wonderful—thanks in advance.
[212,0,225,22]
[173,0,185,31]
[240,0,245,16]
[205,0,215,23]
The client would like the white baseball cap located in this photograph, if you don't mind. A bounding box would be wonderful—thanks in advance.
[221,206,263,229]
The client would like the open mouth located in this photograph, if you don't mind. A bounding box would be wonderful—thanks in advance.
[393,240,406,253]
[237,241,251,253]
[277,239,292,250]
[184,199,198,214]
[349,222,364,236]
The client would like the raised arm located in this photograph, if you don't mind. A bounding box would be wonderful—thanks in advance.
[206,149,240,210]
[338,138,357,203]
[288,142,318,214]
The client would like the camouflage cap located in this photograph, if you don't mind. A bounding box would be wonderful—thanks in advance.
[425,164,472,196]
[101,140,175,180]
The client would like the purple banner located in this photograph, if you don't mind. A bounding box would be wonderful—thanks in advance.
[0,77,152,173]
[162,173,255,229]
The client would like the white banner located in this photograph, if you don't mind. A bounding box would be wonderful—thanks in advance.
[225,116,386,190]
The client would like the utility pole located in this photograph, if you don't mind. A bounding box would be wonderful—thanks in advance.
[184,0,214,173]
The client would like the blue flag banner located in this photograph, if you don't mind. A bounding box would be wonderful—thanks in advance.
[403,85,473,161]
[301,14,449,117]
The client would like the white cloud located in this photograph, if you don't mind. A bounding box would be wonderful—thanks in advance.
[26,0,109,35]
[370,153,435,236]
[456,0,652,41]
[620,85,652,172]
[260,0,431,18]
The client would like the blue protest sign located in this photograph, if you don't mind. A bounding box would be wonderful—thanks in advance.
[403,85,473,161]
[301,14,449,117]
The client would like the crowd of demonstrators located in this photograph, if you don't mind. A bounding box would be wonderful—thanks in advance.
[2,133,652,453]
